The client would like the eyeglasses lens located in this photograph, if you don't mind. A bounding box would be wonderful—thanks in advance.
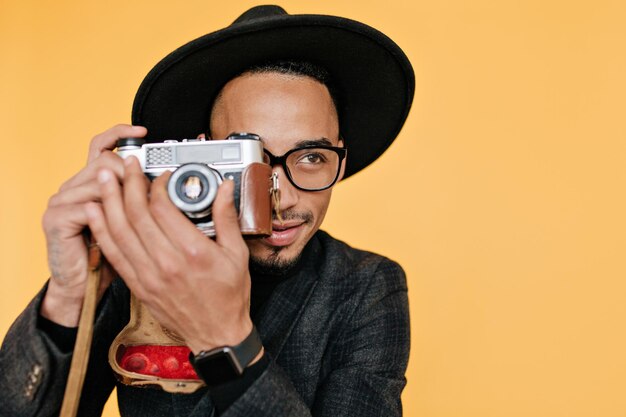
[286,148,340,190]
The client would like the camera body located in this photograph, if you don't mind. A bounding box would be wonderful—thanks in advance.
[116,133,272,237]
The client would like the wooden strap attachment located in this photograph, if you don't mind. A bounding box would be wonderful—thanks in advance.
[60,241,102,417]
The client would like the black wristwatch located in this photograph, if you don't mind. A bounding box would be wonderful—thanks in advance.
[189,326,263,386]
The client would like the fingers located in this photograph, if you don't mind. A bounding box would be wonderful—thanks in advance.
[148,173,245,257]
[40,124,148,314]
[60,151,125,192]
[84,201,139,291]
[212,180,247,254]
[49,180,103,207]
[87,124,147,163]
[62,123,146,191]
[88,157,246,298]
[148,171,212,254]
[42,203,92,284]
[122,157,179,259]
[44,152,125,286]
[42,203,91,237]
[89,168,154,294]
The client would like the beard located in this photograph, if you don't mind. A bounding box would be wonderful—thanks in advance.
[248,208,314,277]
[249,251,303,276]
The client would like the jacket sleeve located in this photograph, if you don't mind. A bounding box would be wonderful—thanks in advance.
[222,258,410,417]
[0,281,125,417]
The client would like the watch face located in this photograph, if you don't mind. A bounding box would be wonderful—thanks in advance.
[193,348,244,385]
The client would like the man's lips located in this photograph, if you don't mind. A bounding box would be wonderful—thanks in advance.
[264,222,305,247]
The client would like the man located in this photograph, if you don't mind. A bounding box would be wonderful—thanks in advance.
[0,5,414,416]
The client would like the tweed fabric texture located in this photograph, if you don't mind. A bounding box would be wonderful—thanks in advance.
[0,231,409,416]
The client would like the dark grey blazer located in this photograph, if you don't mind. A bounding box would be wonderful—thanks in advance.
[0,231,410,416]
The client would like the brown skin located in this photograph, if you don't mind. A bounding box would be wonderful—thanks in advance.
[209,72,343,270]
[40,124,147,327]
[39,72,343,356]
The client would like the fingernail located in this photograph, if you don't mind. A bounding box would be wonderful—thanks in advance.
[123,156,135,166]
[98,169,112,183]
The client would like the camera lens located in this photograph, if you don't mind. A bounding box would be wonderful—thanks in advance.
[181,176,203,201]
[168,163,221,218]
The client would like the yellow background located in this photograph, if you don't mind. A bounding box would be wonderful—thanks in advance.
[2,0,625,416]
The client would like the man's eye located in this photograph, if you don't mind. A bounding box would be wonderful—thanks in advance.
[299,153,326,164]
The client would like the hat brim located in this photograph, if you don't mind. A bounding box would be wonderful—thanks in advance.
[132,13,414,179]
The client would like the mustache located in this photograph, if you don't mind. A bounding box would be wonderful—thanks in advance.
[272,208,314,224]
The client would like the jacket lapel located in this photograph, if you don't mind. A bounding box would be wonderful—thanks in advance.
[254,237,322,359]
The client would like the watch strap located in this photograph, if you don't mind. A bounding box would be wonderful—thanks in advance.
[191,325,263,377]
[229,325,262,371]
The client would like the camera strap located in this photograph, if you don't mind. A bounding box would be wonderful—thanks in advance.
[59,238,102,417]
[270,172,283,224]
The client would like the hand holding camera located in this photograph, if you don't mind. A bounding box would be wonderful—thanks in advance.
[83,127,272,354]
[41,125,270,354]
[40,124,147,327]
[86,152,257,353]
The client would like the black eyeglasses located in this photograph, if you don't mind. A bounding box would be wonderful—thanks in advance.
[263,145,347,191]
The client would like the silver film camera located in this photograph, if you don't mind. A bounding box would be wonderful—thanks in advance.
[116,133,273,237]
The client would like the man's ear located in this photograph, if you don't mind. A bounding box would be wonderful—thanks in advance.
[197,133,207,139]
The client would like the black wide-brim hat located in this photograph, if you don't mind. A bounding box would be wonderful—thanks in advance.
[132,5,414,180]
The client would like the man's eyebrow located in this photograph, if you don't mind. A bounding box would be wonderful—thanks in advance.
[294,138,333,147]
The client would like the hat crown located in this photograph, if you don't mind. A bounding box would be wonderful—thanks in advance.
[232,5,287,25]
[133,5,414,180]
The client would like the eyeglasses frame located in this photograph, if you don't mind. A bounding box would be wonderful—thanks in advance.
[263,145,347,191]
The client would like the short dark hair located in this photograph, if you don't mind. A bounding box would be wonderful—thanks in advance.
[208,60,340,136]
[243,60,340,115]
